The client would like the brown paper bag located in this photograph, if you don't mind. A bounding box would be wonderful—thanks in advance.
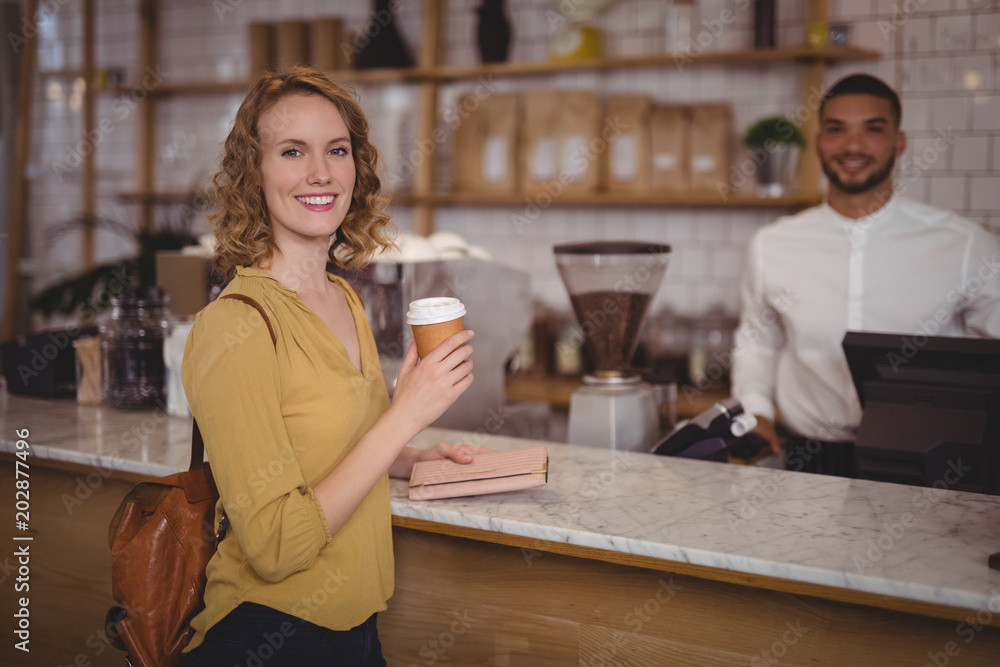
[519,91,561,195]
[278,20,310,72]
[651,105,690,192]
[689,104,733,193]
[606,96,652,194]
[452,93,520,193]
[248,22,275,80]
[555,91,602,196]
[312,18,345,71]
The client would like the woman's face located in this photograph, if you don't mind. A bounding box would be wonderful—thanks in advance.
[257,93,356,247]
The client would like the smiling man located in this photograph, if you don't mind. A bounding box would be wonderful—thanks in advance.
[731,74,1000,478]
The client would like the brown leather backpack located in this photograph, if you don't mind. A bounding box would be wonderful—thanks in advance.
[106,294,275,666]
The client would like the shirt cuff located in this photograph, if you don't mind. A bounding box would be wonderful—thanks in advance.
[737,393,775,424]
[305,487,334,546]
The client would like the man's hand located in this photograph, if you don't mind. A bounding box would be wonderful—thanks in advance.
[753,415,784,455]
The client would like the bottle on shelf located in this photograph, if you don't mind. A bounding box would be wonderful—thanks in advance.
[753,0,776,49]
[664,0,697,55]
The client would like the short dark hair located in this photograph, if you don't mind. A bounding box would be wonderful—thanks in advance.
[820,74,902,128]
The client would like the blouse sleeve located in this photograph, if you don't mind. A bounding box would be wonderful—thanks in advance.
[182,299,332,583]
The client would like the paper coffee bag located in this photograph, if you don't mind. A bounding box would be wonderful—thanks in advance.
[606,96,652,194]
[452,93,520,193]
[651,105,690,192]
[278,20,310,72]
[312,18,346,71]
[689,104,733,193]
[557,91,602,195]
[520,91,561,195]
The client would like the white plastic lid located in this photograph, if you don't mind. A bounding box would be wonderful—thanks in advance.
[406,297,466,325]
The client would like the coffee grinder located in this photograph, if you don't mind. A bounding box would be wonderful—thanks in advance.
[554,241,671,451]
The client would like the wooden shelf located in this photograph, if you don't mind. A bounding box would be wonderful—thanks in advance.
[109,190,200,203]
[423,46,880,81]
[95,79,252,96]
[391,191,822,208]
[88,45,879,96]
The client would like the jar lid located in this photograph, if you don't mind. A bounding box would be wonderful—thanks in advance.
[114,287,169,309]
[553,241,671,255]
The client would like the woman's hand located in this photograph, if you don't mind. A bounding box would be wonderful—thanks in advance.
[387,331,475,436]
[388,442,494,479]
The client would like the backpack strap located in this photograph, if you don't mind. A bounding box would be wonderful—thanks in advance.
[219,293,277,346]
[188,294,276,471]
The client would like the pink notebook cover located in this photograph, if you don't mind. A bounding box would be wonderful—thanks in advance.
[408,446,549,501]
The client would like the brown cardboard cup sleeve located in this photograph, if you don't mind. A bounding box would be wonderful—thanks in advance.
[406,297,467,358]
[409,446,549,500]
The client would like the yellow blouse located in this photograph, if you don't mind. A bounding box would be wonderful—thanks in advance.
[181,266,392,651]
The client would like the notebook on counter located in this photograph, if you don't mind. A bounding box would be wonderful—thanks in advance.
[408,446,549,501]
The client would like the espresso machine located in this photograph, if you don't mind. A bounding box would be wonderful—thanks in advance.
[335,257,532,433]
[554,241,671,451]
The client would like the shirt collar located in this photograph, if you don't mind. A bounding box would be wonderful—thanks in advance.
[822,193,899,229]
[235,265,341,295]
[234,265,297,295]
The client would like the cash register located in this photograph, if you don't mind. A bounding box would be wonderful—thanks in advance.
[843,331,1000,496]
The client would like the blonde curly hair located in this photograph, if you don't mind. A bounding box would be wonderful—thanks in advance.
[209,66,392,274]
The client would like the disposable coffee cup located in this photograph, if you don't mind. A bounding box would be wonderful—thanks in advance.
[406,297,467,359]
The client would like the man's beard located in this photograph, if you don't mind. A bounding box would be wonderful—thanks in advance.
[820,151,896,194]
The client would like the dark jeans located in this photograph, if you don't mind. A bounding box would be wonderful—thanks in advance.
[784,434,857,478]
[183,602,386,667]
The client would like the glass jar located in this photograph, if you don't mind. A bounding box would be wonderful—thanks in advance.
[100,287,171,409]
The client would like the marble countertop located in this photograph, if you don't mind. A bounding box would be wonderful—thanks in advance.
[3,392,999,616]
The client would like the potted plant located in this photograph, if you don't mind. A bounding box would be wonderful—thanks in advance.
[743,116,805,197]
[30,193,205,319]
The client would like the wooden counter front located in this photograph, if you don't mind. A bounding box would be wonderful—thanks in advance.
[380,522,1000,666]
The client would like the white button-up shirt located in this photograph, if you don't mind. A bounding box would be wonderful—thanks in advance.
[732,195,1000,442]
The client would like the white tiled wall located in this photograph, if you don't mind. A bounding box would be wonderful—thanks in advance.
[23,0,1000,328]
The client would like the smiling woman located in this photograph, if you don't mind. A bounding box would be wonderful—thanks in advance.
[209,67,392,276]
[179,67,484,666]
